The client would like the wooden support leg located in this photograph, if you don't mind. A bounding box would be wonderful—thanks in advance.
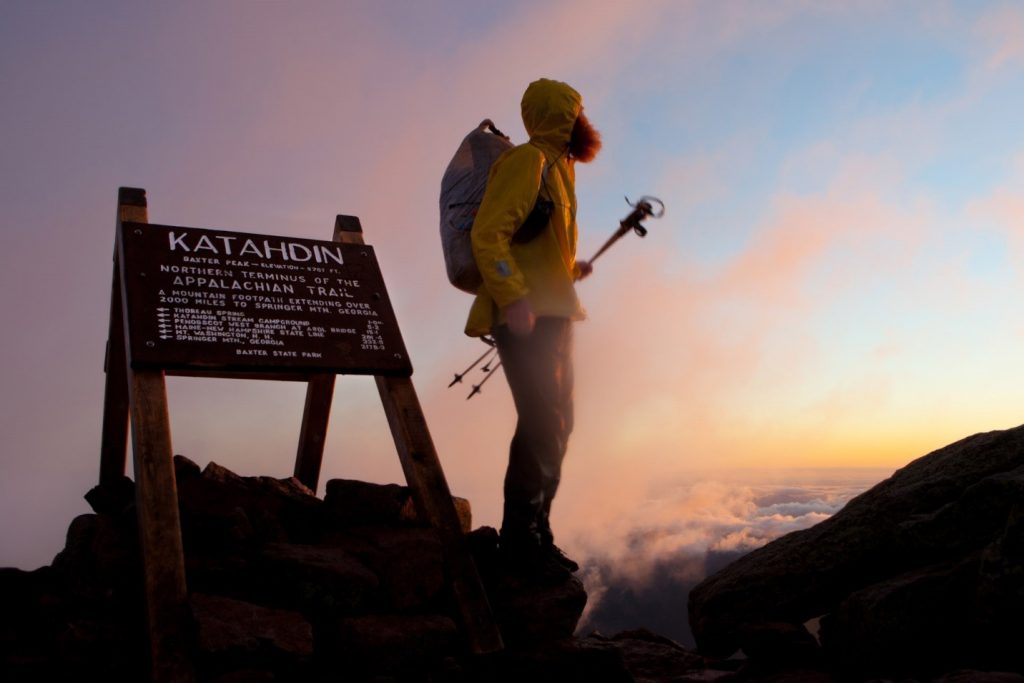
[127,368,195,683]
[100,187,148,485]
[375,375,504,654]
[99,256,130,485]
[331,214,502,652]
[294,374,336,492]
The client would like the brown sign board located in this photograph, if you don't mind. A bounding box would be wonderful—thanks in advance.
[117,221,412,376]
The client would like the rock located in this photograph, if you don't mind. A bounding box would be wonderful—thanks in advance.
[184,552,253,600]
[731,667,842,683]
[177,461,324,551]
[733,621,821,666]
[0,567,66,679]
[482,637,634,683]
[253,475,322,542]
[355,527,446,612]
[971,502,1024,672]
[206,670,275,683]
[84,475,135,515]
[50,513,140,607]
[50,514,100,599]
[173,453,202,480]
[325,479,409,525]
[400,493,473,533]
[492,573,588,645]
[191,593,313,673]
[594,628,706,680]
[689,424,1024,671]
[820,557,978,678]
[201,461,246,486]
[0,564,144,677]
[469,527,588,646]
[255,542,379,616]
[3,454,716,681]
[930,672,1024,683]
[315,614,458,678]
[56,617,146,681]
[89,515,141,599]
[325,478,472,532]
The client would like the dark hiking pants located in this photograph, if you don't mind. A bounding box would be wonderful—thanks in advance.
[494,316,574,548]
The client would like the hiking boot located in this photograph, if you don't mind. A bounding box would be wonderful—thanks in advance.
[544,543,579,572]
[499,534,572,582]
[499,530,541,567]
[535,517,579,572]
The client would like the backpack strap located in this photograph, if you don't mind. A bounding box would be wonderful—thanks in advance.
[479,119,510,140]
[511,154,555,245]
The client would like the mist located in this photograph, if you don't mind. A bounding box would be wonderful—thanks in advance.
[571,469,890,646]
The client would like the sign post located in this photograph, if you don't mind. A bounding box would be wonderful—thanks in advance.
[100,188,502,682]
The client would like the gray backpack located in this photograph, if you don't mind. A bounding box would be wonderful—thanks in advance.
[439,120,513,293]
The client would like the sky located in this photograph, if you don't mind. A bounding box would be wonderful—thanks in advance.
[2,1,1024,625]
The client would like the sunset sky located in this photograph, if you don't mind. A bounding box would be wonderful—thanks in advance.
[2,0,1024,583]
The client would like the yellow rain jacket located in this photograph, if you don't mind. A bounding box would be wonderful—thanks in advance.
[465,78,587,337]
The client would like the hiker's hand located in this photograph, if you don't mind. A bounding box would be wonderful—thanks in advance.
[505,298,536,336]
[575,260,593,280]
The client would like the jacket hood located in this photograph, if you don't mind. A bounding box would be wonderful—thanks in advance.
[521,78,582,154]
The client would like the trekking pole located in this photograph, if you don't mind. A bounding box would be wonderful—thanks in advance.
[448,343,497,388]
[468,361,502,400]
[454,195,665,400]
[481,353,497,372]
[587,196,665,265]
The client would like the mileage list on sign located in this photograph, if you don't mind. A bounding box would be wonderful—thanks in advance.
[118,222,412,376]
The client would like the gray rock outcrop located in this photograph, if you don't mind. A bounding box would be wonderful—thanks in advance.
[689,425,1024,679]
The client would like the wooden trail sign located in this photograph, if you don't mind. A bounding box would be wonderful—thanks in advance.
[99,188,503,683]
[118,221,411,376]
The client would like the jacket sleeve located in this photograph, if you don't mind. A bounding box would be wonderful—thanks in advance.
[471,146,544,308]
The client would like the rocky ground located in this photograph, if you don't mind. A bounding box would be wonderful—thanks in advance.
[4,426,1024,681]
[689,425,1024,682]
[0,455,722,682]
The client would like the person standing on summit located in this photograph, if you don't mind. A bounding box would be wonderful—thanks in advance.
[465,78,602,570]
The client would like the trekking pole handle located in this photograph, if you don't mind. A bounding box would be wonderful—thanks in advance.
[586,195,665,265]
[621,195,664,236]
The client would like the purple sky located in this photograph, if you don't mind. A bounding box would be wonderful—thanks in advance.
[3,2,1024,570]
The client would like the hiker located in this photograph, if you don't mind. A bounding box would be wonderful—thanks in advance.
[465,78,602,571]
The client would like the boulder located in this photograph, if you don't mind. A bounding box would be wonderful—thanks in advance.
[315,614,458,677]
[324,479,409,525]
[173,453,202,480]
[336,526,447,612]
[176,461,323,551]
[56,617,146,681]
[325,477,472,532]
[84,475,135,515]
[970,502,1024,672]
[191,593,313,674]
[0,567,67,679]
[50,513,140,608]
[469,526,588,646]
[820,557,978,678]
[482,637,635,683]
[589,628,706,680]
[689,425,1024,678]
[930,672,1024,683]
[254,542,379,616]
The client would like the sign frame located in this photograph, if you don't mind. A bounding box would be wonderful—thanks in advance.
[116,221,413,378]
[98,188,502,683]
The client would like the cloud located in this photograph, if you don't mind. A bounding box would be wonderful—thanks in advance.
[573,471,885,646]
[968,153,1024,256]
[975,3,1024,71]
